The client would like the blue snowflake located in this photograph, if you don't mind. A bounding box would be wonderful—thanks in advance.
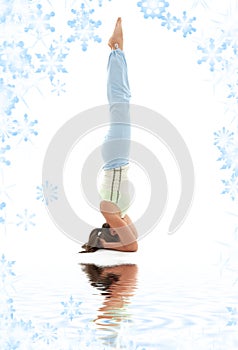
[51,79,66,95]
[36,180,58,206]
[227,82,238,101]
[0,202,6,224]
[0,0,14,23]
[0,298,15,321]
[24,4,55,41]
[222,173,238,201]
[0,145,11,167]
[78,324,97,346]
[161,12,178,30]
[67,4,102,51]
[197,38,228,72]
[0,41,33,80]
[89,0,112,7]
[0,79,19,116]
[0,254,16,283]
[216,139,238,176]
[3,319,37,350]
[137,0,169,19]
[15,114,38,143]
[16,209,36,231]
[214,127,234,148]
[226,307,238,326]
[61,295,82,321]
[35,322,58,344]
[36,40,68,82]
[173,11,196,38]
[0,115,18,143]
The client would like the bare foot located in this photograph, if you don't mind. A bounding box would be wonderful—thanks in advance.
[108,17,123,50]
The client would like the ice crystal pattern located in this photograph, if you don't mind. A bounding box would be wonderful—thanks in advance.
[36,181,58,206]
[0,254,16,283]
[226,307,238,326]
[15,114,38,143]
[24,4,55,41]
[0,0,14,24]
[67,4,102,51]
[0,79,19,116]
[137,0,170,19]
[61,295,82,321]
[161,11,196,37]
[214,127,238,201]
[197,38,228,72]
[0,146,11,168]
[16,209,36,231]
[0,202,6,224]
[36,41,68,82]
[35,322,58,344]
[0,41,33,80]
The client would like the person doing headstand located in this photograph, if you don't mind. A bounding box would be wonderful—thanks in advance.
[81,18,138,253]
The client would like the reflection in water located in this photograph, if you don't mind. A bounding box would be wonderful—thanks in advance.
[80,263,138,346]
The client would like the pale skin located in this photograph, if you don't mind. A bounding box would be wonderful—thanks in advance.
[99,18,138,253]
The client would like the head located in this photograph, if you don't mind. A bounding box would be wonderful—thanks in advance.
[80,263,120,292]
[80,222,120,253]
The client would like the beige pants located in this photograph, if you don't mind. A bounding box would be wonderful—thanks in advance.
[99,164,132,218]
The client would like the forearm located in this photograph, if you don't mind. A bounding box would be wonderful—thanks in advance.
[102,240,138,252]
[123,215,138,239]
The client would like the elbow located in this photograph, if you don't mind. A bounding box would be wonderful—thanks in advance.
[125,241,138,252]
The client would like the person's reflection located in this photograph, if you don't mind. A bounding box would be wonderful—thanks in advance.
[80,263,138,327]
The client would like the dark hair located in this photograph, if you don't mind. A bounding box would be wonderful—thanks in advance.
[79,223,120,253]
[80,263,120,292]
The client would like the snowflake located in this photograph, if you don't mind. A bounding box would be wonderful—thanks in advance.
[67,4,102,51]
[78,324,98,346]
[0,0,14,23]
[35,322,58,345]
[89,0,112,7]
[61,295,82,321]
[214,127,234,148]
[15,114,38,143]
[24,4,55,42]
[213,1,238,53]
[0,254,16,283]
[216,139,238,176]
[197,38,228,72]
[227,82,238,101]
[173,11,196,38]
[222,173,238,201]
[0,202,6,226]
[226,307,238,326]
[0,116,18,143]
[0,145,11,167]
[137,0,169,19]
[161,12,178,30]
[0,78,19,116]
[36,180,58,206]
[36,41,68,82]
[51,79,66,95]
[0,298,15,322]
[2,319,37,350]
[0,41,33,80]
[16,209,36,231]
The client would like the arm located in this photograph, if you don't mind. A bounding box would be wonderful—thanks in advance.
[99,239,138,252]
[122,214,138,239]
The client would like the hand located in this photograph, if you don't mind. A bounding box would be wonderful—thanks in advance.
[99,238,106,248]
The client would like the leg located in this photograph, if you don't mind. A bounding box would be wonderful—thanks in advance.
[100,18,132,217]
